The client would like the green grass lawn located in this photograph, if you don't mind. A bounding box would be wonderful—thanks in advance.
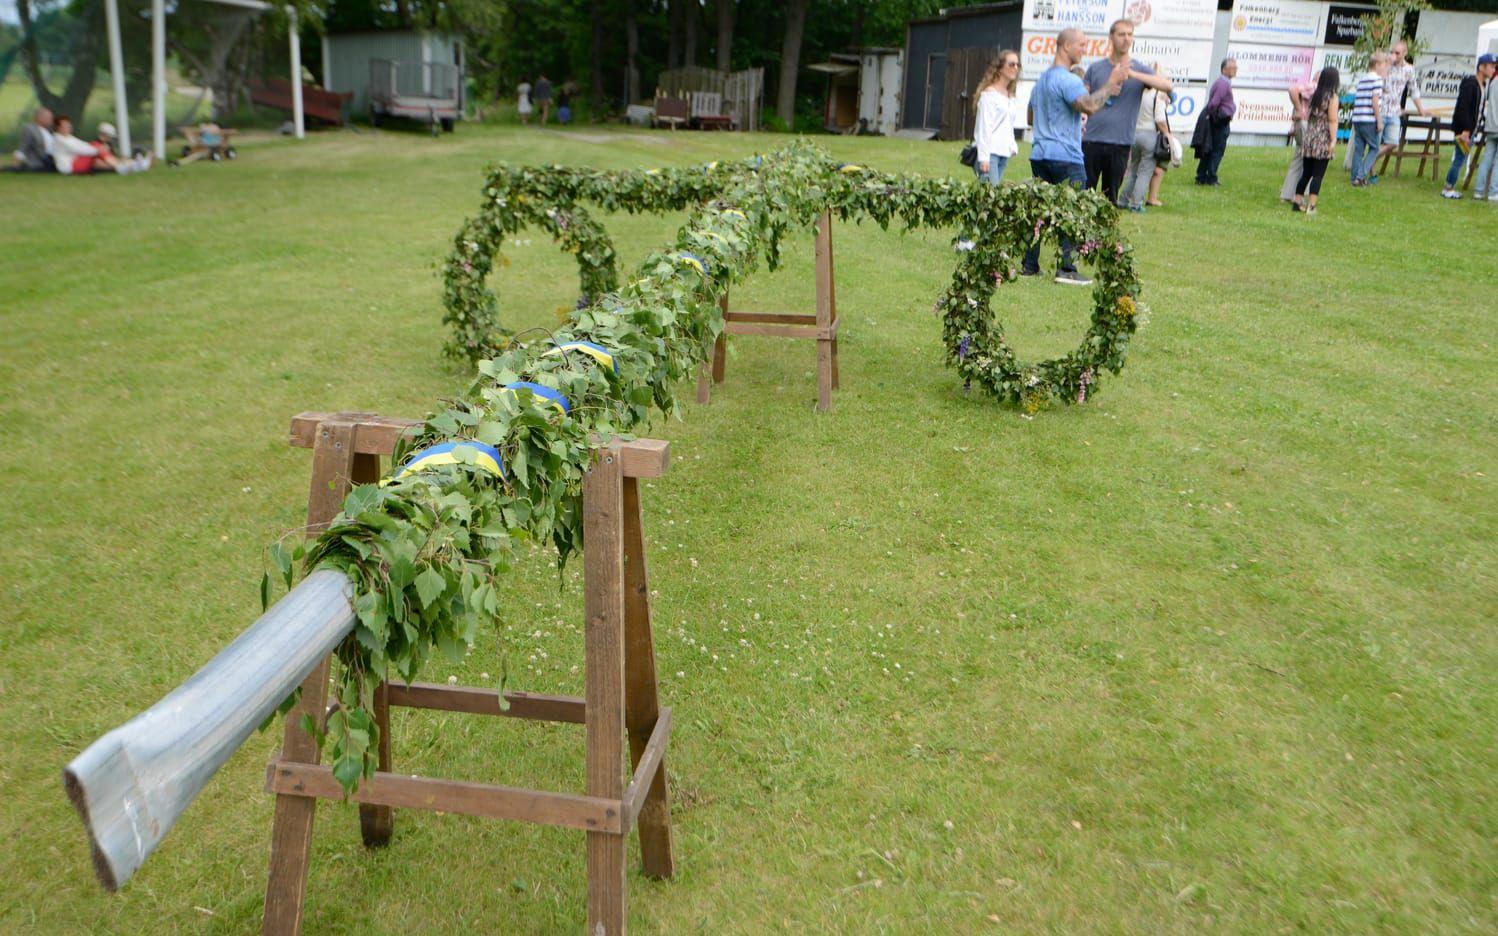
[1,124,1494,933]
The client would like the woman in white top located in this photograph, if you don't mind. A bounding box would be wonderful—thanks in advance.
[971,51,1021,184]
[1121,86,1171,212]
[517,79,534,125]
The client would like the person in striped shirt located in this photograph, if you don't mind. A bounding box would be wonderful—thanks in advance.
[1350,52,1390,186]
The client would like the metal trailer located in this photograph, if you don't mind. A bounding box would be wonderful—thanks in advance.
[369,59,461,133]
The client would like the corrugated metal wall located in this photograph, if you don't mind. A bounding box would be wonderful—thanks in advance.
[902,8,1022,132]
[325,32,461,116]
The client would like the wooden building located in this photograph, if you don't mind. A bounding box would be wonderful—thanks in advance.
[901,1,1022,140]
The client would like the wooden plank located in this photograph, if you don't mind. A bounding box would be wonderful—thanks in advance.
[725,322,837,340]
[386,683,586,723]
[264,763,622,834]
[622,477,675,879]
[583,448,627,934]
[711,297,727,384]
[264,420,363,936]
[293,413,668,479]
[722,311,818,326]
[288,412,420,455]
[618,438,670,478]
[816,210,837,413]
[358,681,394,847]
[621,708,673,833]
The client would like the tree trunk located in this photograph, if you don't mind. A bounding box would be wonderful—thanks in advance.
[667,1,683,70]
[684,0,698,67]
[776,0,808,128]
[716,0,734,72]
[624,0,640,104]
[591,0,607,114]
[17,0,102,119]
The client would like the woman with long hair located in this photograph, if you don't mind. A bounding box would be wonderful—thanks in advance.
[1293,67,1340,215]
[971,50,1021,184]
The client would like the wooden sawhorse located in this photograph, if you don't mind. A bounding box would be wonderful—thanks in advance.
[1378,115,1445,181]
[263,411,675,934]
[697,209,841,412]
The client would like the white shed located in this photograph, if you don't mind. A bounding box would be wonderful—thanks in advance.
[321,29,465,119]
[858,49,903,137]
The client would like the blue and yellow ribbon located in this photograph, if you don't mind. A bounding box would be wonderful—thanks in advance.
[677,252,708,276]
[837,163,864,173]
[501,380,570,415]
[389,440,506,483]
[722,208,747,221]
[542,340,618,374]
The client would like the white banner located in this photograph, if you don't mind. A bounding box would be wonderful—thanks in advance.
[1227,42,1316,89]
[1162,85,1207,135]
[1413,54,1472,103]
[1230,87,1298,134]
[1021,31,1211,83]
[1127,0,1219,40]
[1021,31,1112,80]
[1132,35,1216,83]
[1311,47,1359,93]
[1229,1,1326,46]
[1024,0,1217,40]
[1023,0,1126,34]
[1415,10,1493,57]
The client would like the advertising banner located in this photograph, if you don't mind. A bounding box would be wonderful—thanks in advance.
[1227,42,1316,89]
[1413,55,1472,102]
[1229,1,1326,46]
[1021,31,1112,80]
[1161,85,1207,135]
[1132,35,1215,83]
[1021,31,1211,83]
[1023,0,1217,40]
[1229,87,1297,134]
[1125,0,1219,40]
[1311,46,1359,91]
[1023,0,1125,34]
[1322,5,1376,47]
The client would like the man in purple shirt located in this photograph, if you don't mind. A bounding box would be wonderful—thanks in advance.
[1194,58,1237,186]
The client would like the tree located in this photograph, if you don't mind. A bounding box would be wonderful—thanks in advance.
[775,0,807,126]
[16,0,105,121]
[715,0,733,71]
[1351,0,1432,71]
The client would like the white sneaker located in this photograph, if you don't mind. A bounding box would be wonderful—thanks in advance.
[1441,189,1462,200]
[1476,192,1489,201]
[955,239,976,252]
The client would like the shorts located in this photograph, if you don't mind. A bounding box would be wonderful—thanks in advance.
[71,155,94,174]
[1380,115,1401,147]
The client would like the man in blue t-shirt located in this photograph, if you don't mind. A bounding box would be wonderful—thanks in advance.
[1082,19,1174,206]
[1023,28,1125,286]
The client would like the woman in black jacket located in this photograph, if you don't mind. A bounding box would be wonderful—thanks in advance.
[1442,53,1495,199]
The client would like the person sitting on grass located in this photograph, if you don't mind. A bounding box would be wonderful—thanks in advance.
[92,122,153,174]
[50,115,101,176]
[8,107,56,172]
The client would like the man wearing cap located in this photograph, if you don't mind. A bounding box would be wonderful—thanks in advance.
[1442,53,1495,199]
[8,107,55,172]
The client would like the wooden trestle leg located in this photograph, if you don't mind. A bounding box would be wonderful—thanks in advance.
[622,475,675,879]
[263,421,379,935]
[584,449,628,934]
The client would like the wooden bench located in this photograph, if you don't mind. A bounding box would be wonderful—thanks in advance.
[652,96,690,130]
[1377,115,1444,182]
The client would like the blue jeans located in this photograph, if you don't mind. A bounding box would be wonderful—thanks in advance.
[976,154,1010,185]
[1022,159,1086,274]
[1446,146,1469,188]
[1475,140,1498,198]
[1351,122,1379,182]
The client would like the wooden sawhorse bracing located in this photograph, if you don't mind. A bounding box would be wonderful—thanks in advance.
[1377,115,1445,182]
[697,209,841,412]
[263,411,676,935]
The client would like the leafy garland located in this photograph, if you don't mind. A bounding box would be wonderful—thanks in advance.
[441,146,1144,408]
[287,144,1144,793]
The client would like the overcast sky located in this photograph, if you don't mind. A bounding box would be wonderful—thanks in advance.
[1,1,18,28]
